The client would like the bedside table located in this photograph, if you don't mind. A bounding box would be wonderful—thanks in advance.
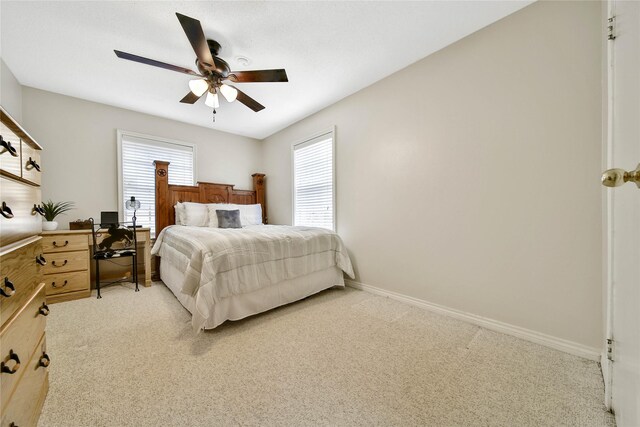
[40,229,91,303]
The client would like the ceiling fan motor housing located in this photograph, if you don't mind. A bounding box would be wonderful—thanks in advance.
[196,39,230,78]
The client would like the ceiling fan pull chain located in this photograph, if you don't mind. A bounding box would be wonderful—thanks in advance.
[212,108,216,123]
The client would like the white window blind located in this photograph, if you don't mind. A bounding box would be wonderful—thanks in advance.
[293,131,335,230]
[119,134,194,237]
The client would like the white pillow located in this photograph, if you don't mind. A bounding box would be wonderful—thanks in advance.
[174,202,186,225]
[206,203,234,227]
[181,202,210,227]
[208,204,262,227]
[238,204,263,226]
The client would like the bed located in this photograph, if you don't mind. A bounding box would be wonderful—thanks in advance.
[150,161,354,331]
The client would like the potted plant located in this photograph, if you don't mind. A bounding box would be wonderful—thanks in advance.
[41,200,75,231]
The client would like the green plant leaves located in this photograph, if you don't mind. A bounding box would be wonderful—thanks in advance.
[41,200,75,222]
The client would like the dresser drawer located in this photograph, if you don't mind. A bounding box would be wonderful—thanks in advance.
[0,176,42,248]
[42,233,89,253]
[0,123,21,178]
[42,250,88,274]
[0,335,48,427]
[21,143,41,186]
[0,284,47,413]
[0,239,43,326]
[44,270,89,296]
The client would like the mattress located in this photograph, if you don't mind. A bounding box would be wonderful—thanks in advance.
[162,260,345,330]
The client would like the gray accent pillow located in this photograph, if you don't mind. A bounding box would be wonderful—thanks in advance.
[216,209,242,229]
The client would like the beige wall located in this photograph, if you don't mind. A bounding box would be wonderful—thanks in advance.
[1,57,22,121]
[262,1,603,349]
[21,87,262,228]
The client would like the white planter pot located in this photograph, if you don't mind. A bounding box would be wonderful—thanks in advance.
[42,221,59,231]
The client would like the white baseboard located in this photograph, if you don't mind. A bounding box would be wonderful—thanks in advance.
[345,279,601,361]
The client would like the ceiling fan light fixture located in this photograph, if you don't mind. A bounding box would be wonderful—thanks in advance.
[219,84,238,102]
[205,91,220,108]
[188,79,209,96]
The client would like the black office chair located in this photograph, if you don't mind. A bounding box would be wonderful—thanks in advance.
[89,216,139,298]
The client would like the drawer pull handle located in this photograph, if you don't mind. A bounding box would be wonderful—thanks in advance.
[33,204,45,216]
[1,202,14,219]
[39,303,50,316]
[27,157,41,172]
[52,280,68,288]
[0,136,18,157]
[38,353,50,368]
[53,240,69,248]
[36,254,47,266]
[0,278,15,297]
[52,260,68,267]
[1,350,20,374]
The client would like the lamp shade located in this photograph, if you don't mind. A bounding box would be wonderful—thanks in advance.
[188,79,209,96]
[205,91,220,108]
[219,84,238,102]
[125,196,141,210]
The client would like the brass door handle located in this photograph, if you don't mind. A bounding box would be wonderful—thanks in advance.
[602,163,640,188]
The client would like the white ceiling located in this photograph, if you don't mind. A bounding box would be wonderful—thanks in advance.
[1,1,532,139]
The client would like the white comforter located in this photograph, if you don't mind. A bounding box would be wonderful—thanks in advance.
[152,225,354,329]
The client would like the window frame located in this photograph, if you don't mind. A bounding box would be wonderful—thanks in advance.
[290,126,336,231]
[116,129,197,233]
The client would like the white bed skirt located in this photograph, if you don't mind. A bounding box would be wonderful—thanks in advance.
[160,260,345,330]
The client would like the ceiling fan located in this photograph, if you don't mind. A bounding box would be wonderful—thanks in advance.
[114,13,288,118]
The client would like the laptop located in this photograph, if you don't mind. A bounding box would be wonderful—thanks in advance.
[100,211,119,228]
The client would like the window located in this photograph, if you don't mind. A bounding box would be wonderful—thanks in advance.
[117,131,195,237]
[292,129,335,230]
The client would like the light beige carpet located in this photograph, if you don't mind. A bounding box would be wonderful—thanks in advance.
[39,283,614,427]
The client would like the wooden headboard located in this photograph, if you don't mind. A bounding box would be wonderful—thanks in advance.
[154,160,266,236]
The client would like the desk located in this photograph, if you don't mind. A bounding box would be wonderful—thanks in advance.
[93,227,152,287]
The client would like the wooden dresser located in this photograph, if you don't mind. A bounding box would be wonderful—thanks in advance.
[41,230,91,303]
[0,107,49,426]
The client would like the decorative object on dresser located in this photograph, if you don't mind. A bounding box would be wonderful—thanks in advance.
[0,105,49,426]
[69,219,93,230]
[41,200,75,231]
[40,229,91,303]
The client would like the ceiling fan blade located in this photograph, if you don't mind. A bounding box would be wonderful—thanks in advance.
[231,86,265,112]
[228,69,288,83]
[180,91,202,104]
[114,50,201,76]
[175,13,215,69]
